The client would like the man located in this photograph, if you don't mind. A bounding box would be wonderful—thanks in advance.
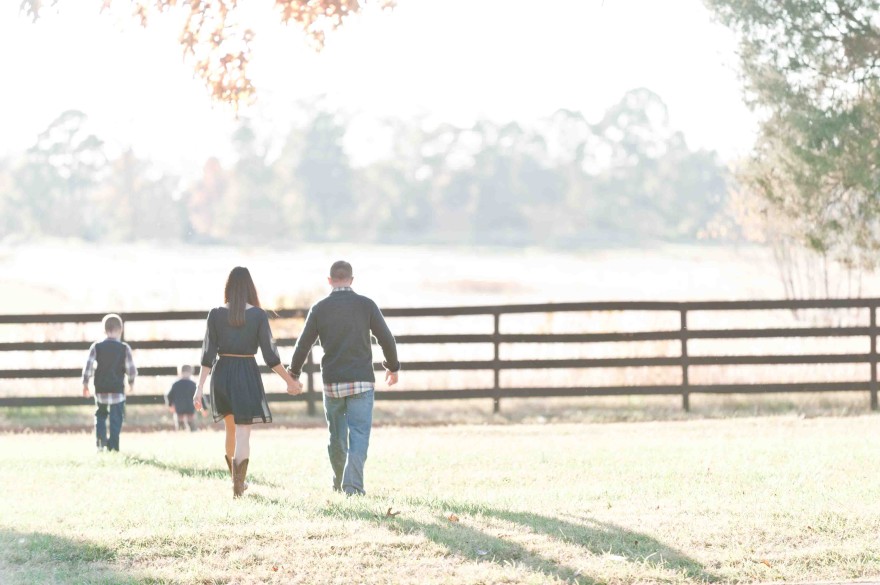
[288,260,400,495]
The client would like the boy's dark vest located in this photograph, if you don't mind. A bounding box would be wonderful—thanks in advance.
[94,339,127,393]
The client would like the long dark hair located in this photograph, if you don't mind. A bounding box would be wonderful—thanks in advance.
[224,266,261,327]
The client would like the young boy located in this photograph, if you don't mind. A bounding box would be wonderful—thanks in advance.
[166,365,199,431]
[81,314,137,452]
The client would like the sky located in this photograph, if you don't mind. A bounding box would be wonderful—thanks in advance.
[0,0,757,174]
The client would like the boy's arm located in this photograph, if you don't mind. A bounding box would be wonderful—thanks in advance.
[81,343,97,397]
[369,301,400,373]
[125,344,137,393]
[288,308,319,379]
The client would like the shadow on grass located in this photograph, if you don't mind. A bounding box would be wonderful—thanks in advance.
[319,498,719,584]
[484,507,718,583]
[122,454,282,488]
[0,529,151,585]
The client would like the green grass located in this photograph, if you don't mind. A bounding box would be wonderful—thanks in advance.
[3,417,880,584]
[3,391,876,432]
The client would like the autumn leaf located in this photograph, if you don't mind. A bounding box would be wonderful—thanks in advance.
[448,513,459,522]
[25,0,394,108]
[385,507,400,517]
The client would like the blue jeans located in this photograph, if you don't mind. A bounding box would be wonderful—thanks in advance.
[323,390,374,495]
[95,402,125,451]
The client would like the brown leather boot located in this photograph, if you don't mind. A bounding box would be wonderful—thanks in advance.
[233,458,249,498]
[226,455,248,492]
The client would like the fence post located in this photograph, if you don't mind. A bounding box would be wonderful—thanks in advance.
[492,311,501,414]
[871,304,878,411]
[680,308,690,412]
[306,351,317,416]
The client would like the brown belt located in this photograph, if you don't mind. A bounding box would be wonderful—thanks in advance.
[219,354,254,358]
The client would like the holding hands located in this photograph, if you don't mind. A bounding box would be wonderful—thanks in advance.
[287,379,304,395]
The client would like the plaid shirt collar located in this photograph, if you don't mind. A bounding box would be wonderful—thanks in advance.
[331,287,354,293]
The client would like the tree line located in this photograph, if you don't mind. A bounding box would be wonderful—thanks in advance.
[0,89,729,247]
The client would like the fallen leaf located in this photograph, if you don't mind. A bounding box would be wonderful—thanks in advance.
[760,559,771,568]
[272,566,279,572]
[385,508,400,517]
[448,514,460,522]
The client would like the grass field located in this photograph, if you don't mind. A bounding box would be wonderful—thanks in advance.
[4,417,880,584]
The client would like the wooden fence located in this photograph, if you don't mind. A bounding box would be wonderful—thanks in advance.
[1,298,878,413]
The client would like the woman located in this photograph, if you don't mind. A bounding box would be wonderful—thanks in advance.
[195,266,302,498]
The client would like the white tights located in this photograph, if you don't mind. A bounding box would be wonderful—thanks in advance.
[234,424,252,462]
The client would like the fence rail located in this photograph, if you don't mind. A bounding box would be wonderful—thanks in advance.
[1,298,878,413]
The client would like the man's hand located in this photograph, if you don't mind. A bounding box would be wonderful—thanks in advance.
[128,384,134,394]
[82,385,90,398]
[194,388,204,411]
[385,370,398,386]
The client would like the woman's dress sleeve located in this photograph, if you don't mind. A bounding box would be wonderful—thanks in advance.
[258,310,282,368]
[200,309,219,367]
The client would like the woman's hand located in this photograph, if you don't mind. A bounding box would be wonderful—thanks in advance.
[287,379,304,395]
[194,387,204,411]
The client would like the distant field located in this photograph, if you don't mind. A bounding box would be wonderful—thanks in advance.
[0,240,803,314]
[4,417,880,584]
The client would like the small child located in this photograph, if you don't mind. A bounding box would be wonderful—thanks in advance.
[81,314,137,452]
[166,365,199,431]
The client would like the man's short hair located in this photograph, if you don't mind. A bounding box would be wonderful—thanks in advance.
[180,365,193,375]
[330,260,353,281]
[102,314,123,333]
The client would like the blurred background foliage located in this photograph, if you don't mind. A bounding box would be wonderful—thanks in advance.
[0,89,729,248]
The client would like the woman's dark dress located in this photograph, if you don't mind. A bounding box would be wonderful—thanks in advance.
[200,306,281,424]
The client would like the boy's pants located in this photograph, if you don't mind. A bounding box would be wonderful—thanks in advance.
[95,402,125,451]
[323,390,374,495]
[174,412,197,431]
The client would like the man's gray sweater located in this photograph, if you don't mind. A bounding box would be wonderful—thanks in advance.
[288,288,400,384]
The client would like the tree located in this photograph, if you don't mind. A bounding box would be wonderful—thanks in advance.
[96,149,185,241]
[0,159,22,239]
[21,0,394,107]
[186,157,228,242]
[705,0,880,269]
[294,110,354,240]
[13,110,107,239]
[222,120,287,242]
[592,90,727,241]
